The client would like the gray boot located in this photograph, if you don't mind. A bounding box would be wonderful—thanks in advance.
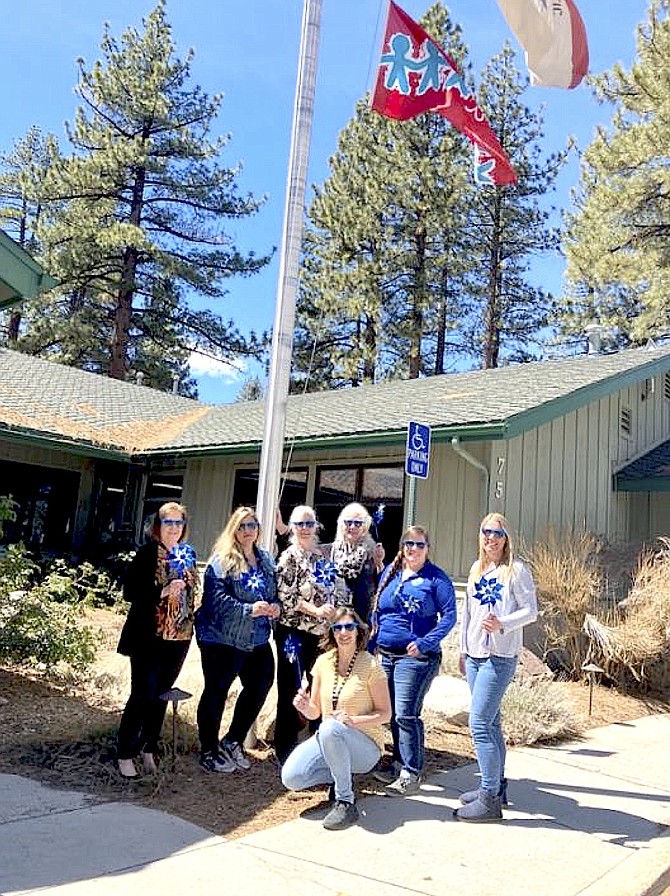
[459,777,508,806]
[453,788,503,822]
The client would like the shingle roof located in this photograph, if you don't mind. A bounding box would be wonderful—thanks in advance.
[1,344,669,458]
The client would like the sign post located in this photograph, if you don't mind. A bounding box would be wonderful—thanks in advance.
[404,421,431,528]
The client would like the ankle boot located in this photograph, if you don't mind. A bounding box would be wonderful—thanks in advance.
[142,752,158,774]
[454,788,503,822]
[459,777,508,807]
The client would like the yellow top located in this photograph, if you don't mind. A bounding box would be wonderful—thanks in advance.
[312,649,387,750]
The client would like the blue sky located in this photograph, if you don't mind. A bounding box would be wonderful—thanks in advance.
[0,0,650,402]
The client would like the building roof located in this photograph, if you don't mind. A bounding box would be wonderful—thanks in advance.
[0,230,58,309]
[615,437,670,492]
[1,344,669,459]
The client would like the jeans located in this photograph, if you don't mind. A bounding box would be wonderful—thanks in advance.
[118,637,190,759]
[281,717,381,803]
[197,641,275,754]
[465,654,518,795]
[379,651,440,777]
[274,625,321,763]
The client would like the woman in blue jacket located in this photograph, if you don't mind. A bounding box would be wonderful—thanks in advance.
[195,506,280,773]
[370,525,456,796]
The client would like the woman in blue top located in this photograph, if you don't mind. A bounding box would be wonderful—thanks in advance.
[454,512,538,822]
[370,524,456,796]
[195,506,280,773]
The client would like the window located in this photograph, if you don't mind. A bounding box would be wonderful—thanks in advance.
[0,460,80,552]
[232,468,308,525]
[314,464,404,557]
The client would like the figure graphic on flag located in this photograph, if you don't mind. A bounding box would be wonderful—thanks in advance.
[372,1,517,186]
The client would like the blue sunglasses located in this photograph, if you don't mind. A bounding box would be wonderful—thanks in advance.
[293,520,316,529]
[481,527,507,539]
[238,520,259,531]
[331,622,358,632]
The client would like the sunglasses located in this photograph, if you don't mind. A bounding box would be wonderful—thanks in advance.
[238,520,259,531]
[343,519,365,528]
[293,520,316,529]
[481,527,507,539]
[161,518,185,527]
[403,540,427,550]
[331,622,359,632]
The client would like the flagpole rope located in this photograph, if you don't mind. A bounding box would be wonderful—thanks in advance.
[277,0,388,507]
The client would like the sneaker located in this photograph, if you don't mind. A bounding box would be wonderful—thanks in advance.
[220,739,251,771]
[322,800,359,831]
[199,750,236,773]
[372,759,401,784]
[384,771,421,797]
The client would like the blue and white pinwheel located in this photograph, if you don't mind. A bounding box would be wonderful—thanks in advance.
[314,559,338,589]
[166,543,196,578]
[372,503,385,540]
[240,568,266,598]
[283,631,303,688]
[474,575,504,646]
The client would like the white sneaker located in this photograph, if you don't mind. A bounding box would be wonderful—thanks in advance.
[221,740,251,770]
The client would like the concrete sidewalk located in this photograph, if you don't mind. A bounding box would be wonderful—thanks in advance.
[1,714,669,896]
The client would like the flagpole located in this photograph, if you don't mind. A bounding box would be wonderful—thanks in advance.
[257,0,323,550]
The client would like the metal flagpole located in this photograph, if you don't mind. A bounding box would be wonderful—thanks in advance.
[256,0,323,551]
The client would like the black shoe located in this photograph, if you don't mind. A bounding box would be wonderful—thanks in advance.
[327,783,335,803]
[323,800,359,831]
[372,759,401,784]
[199,750,236,773]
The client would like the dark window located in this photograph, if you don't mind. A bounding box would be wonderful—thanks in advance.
[232,468,308,527]
[0,460,80,553]
[314,464,404,559]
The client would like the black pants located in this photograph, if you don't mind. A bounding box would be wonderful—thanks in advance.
[197,640,275,755]
[117,637,190,759]
[274,624,321,764]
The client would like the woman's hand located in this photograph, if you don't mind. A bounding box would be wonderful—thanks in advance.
[292,686,311,714]
[406,641,422,658]
[331,709,355,727]
[372,542,385,571]
[458,653,466,676]
[163,580,185,599]
[482,613,503,633]
[251,600,276,618]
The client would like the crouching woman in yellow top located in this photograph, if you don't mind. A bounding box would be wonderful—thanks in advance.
[281,606,391,831]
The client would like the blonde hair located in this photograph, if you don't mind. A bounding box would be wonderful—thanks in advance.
[209,505,260,577]
[335,502,374,547]
[288,504,320,546]
[468,512,515,587]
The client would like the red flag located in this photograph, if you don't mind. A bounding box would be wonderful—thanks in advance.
[496,0,589,89]
[371,1,517,186]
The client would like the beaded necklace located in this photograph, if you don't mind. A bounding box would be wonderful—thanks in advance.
[332,649,359,708]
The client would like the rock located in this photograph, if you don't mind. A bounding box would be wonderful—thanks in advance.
[516,646,553,680]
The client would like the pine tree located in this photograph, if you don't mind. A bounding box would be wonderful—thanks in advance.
[461,44,566,368]
[292,2,473,391]
[562,0,670,345]
[29,0,269,388]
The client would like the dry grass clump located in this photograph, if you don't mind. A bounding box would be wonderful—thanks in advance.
[502,677,584,746]
[524,527,603,677]
[583,539,670,684]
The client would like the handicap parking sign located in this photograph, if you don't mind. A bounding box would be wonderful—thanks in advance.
[405,422,431,479]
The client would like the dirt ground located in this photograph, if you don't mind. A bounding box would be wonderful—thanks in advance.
[0,609,668,841]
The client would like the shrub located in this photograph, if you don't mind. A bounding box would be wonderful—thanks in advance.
[41,558,123,609]
[0,543,40,592]
[0,588,100,670]
[503,677,584,746]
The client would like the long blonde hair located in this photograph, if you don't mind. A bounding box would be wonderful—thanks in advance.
[467,512,515,587]
[209,505,261,577]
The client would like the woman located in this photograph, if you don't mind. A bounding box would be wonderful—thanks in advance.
[274,505,347,764]
[370,525,456,796]
[454,512,538,822]
[195,506,280,773]
[281,606,391,831]
[116,502,197,778]
[328,502,385,622]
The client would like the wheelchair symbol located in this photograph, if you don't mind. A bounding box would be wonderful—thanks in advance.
[411,425,426,451]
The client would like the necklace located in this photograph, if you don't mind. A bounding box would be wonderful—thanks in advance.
[332,649,359,708]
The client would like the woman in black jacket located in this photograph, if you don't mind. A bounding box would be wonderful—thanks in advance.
[116,502,197,778]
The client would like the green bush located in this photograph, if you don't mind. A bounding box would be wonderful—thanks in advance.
[41,558,122,609]
[0,588,100,670]
[0,543,40,592]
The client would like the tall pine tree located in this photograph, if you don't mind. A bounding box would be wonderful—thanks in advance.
[25,0,269,390]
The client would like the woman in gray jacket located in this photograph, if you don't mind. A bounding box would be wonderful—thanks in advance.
[195,506,280,773]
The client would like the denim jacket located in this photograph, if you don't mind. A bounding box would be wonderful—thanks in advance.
[195,548,278,652]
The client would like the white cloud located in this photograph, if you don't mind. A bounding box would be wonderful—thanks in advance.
[188,352,248,382]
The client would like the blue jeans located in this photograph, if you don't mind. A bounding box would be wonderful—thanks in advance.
[465,654,518,795]
[281,717,381,803]
[380,651,440,777]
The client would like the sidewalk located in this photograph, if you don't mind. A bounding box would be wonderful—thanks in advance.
[1,714,669,896]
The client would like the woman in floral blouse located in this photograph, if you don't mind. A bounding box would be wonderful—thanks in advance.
[274,505,347,763]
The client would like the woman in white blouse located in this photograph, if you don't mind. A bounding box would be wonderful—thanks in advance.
[455,512,538,823]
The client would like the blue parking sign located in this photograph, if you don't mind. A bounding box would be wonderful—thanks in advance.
[405,422,431,479]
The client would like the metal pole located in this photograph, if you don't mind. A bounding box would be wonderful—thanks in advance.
[404,475,417,530]
[257,0,323,550]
